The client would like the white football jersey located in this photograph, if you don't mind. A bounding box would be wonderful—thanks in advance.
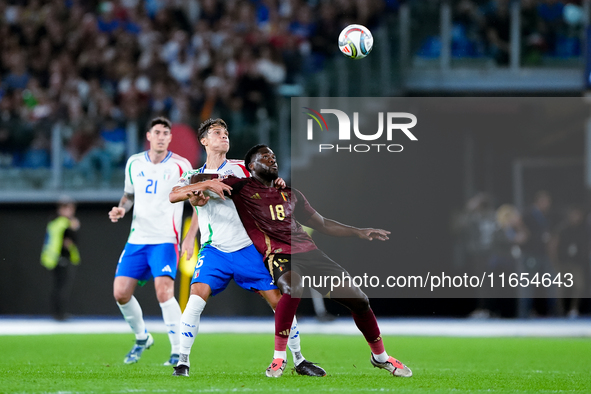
[175,159,252,253]
[124,151,192,245]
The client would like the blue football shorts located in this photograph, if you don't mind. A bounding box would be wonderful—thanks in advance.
[115,243,178,281]
[191,244,277,295]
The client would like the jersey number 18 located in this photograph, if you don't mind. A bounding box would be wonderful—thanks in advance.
[269,204,285,221]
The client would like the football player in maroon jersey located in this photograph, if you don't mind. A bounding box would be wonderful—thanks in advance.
[191,145,413,378]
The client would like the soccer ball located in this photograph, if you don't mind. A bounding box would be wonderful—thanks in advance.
[338,24,373,59]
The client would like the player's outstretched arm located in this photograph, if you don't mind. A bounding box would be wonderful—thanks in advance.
[109,192,134,223]
[305,212,390,241]
[170,180,232,203]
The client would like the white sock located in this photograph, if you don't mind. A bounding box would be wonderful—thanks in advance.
[117,296,148,340]
[287,317,304,366]
[160,297,182,355]
[273,350,287,361]
[178,295,207,366]
[373,350,389,363]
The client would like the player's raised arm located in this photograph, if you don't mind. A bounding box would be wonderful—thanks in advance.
[109,192,134,223]
[304,212,390,241]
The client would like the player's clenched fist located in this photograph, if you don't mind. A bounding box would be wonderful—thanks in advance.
[109,207,126,222]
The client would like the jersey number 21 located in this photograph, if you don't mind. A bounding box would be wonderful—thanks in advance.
[146,179,158,194]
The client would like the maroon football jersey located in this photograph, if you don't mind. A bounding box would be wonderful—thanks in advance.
[223,176,318,258]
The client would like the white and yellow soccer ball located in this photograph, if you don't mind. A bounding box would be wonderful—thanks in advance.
[338,24,373,59]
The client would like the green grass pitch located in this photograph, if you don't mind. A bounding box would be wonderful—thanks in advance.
[1,333,589,393]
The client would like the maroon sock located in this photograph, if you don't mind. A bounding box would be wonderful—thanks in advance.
[274,294,301,352]
[352,308,385,355]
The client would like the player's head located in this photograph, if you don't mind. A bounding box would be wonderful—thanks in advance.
[198,118,229,153]
[57,195,76,218]
[496,204,519,229]
[146,116,172,154]
[566,205,585,226]
[245,144,278,181]
[533,190,551,213]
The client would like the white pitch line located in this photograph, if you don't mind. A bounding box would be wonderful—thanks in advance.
[0,317,590,337]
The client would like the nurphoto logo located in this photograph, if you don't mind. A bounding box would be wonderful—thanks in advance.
[303,107,418,153]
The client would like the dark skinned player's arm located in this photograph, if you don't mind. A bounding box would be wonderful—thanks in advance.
[169,179,232,203]
[303,212,391,242]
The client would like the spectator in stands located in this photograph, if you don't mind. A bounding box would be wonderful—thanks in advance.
[482,204,529,317]
[521,0,544,65]
[199,0,224,28]
[309,3,341,71]
[97,2,124,35]
[2,51,30,90]
[269,17,303,83]
[234,53,275,126]
[537,0,566,55]
[452,0,486,58]
[0,90,33,166]
[71,122,112,187]
[455,193,497,318]
[99,115,127,168]
[256,45,286,86]
[168,46,194,87]
[162,29,192,64]
[200,63,234,124]
[519,190,559,318]
[551,205,589,318]
[21,129,50,168]
[64,122,99,169]
[0,0,389,173]
[148,79,174,118]
[289,3,315,42]
[484,0,511,65]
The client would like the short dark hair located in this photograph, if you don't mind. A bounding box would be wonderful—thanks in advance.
[148,116,172,131]
[244,144,268,172]
[198,118,228,145]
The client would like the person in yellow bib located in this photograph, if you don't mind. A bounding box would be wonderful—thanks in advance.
[41,196,81,321]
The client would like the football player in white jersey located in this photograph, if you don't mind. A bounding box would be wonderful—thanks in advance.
[108,117,192,366]
[168,118,325,378]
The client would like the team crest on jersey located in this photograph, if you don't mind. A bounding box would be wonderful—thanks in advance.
[163,169,173,181]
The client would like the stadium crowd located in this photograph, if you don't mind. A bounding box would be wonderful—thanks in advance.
[0,0,392,180]
[417,0,584,64]
[2,0,582,174]
[454,190,590,319]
